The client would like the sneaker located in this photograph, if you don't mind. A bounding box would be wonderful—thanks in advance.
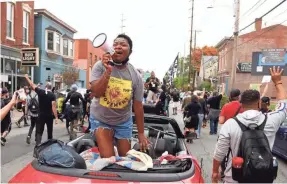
[24,124,30,127]
[1,137,6,146]
[15,121,21,128]
[26,136,31,144]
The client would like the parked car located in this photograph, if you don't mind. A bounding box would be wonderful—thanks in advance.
[272,118,287,160]
[9,113,204,183]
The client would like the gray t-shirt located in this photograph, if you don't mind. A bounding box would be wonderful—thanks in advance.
[90,61,144,125]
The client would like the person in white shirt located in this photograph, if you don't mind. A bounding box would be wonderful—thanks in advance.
[212,66,287,183]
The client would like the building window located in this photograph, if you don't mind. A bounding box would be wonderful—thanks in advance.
[47,31,54,50]
[69,40,74,57]
[55,33,60,52]
[63,39,68,56]
[23,11,29,44]
[6,3,14,39]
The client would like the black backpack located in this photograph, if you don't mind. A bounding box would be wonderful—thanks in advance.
[233,115,275,183]
[28,94,39,114]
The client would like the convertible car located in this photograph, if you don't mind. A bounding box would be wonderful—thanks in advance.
[9,113,204,183]
[272,118,287,160]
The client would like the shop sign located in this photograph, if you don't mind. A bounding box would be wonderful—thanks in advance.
[237,62,251,73]
[21,48,39,66]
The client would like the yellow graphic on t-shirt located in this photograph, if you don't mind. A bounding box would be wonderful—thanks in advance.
[100,76,132,109]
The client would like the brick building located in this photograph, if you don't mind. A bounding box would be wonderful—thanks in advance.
[1,1,35,92]
[216,18,287,98]
[73,39,105,88]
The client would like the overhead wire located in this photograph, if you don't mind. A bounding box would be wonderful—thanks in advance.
[200,0,287,66]
[240,0,263,18]
[265,8,287,25]
[239,0,286,33]
[246,0,268,16]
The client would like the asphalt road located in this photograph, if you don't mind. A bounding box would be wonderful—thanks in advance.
[1,111,72,183]
[1,110,287,183]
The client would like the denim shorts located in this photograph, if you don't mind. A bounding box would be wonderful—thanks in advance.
[89,115,133,140]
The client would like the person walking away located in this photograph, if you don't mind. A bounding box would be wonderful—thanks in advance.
[197,90,207,139]
[57,93,65,121]
[15,86,29,128]
[219,89,243,124]
[1,88,17,146]
[165,90,171,117]
[155,86,166,115]
[184,95,201,136]
[212,66,286,183]
[84,90,93,133]
[25,88,39,144]
[145,71,160,104]
[218,88,243,179]
[207,85,225,135]
[180,91,185,103]
[172,89,180,115]
[182,91,192,119]
[24,75,58,145]
[62,84,85,140]
[90,34,148,158]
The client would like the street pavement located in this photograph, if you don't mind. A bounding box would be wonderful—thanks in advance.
[1,111,72,183]
[1,110,287,183]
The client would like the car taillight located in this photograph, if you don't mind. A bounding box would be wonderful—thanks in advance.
[86,172,120,178]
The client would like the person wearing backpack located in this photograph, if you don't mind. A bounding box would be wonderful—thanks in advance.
[25,88,39,144]
[212,66,287,183]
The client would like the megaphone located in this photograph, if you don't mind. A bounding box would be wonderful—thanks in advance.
[93,33,123,66]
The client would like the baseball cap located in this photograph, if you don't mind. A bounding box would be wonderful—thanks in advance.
[230,89,241,99]
[261,96,270,104]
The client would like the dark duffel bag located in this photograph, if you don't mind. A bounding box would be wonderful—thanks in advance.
[34,139,86,169]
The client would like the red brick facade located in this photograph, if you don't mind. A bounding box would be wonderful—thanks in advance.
[1,1,34,48]
[216,19,287,98]
[74,39,104,88]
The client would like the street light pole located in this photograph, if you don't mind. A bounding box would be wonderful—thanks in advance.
[230,0,240,90]
[188,0,194,90]
[121,13,126,34]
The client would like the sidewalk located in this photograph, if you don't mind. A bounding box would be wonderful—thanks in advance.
[8,110,68,137]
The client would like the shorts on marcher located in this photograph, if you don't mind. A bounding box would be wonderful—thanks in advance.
[173,101,180,108]
[89,115,133,140]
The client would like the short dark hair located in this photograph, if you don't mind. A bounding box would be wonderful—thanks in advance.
[241,90,260,105]
[116,34,133,52]
[191,95,198,103]
[213,91,218,96]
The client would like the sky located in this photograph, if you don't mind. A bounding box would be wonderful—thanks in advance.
[33,0,287,80]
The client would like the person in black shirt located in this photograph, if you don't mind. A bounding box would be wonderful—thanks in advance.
[1,88,14,146]
[24,74,58,145]
[63,84,85,140]
[207,86,224,135]
[184,95,201,133]
[155,85,167,115]
[172,89,180,115]
[260,96,272,113]
[145,71,160,103]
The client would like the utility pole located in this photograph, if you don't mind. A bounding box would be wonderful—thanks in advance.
[192,30,198,90]
[121,13,126,34]
[188,0,194,91]
[230,0,240,90]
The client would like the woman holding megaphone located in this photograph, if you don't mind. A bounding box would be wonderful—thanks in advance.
[90,34,148,158]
